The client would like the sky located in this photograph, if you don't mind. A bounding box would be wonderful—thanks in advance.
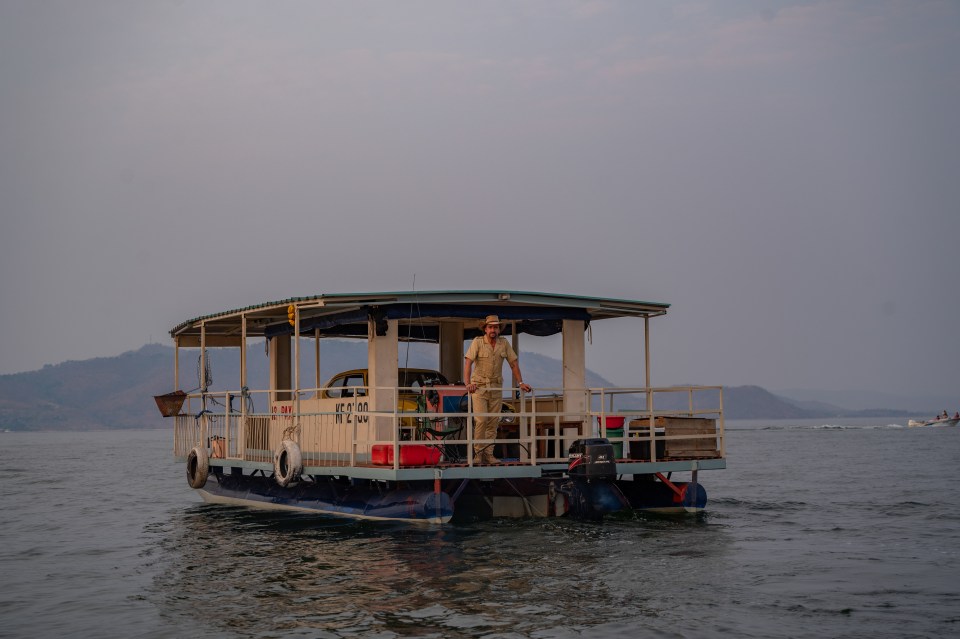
[1,0,958,401]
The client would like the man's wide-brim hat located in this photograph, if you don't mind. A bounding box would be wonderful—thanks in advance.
[482,315,501,327]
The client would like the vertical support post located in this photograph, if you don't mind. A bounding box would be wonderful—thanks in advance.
[173,337,180,391]
[511,321,520,390]
[434,468,442,523]
[368,318,399,444]
[240,313,248,459]
[223,390,230,458]
[688,467,699,513]
[561,319,586,435]
[511,321,524,459]
[644,316,652,413]
[200,322,207,447]
[269,335,292,403]
[439,321,464,383]
[240,314,247,390]
[718,388,726,458]
[315,328,321,390]
[199,323,206,394]
[294,306,300,441]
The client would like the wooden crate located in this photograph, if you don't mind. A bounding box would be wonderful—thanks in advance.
[629,416,719,458]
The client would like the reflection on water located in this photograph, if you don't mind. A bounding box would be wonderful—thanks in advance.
[151,506,727,637]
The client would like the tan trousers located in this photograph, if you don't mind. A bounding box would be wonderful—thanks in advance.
[471,387,502,462]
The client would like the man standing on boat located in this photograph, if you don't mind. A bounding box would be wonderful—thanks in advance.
[464,315,532,464]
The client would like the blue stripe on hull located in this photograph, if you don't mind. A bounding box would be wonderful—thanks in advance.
[199,475,452,524]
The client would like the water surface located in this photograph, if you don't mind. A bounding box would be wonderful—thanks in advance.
[1,420,958,637]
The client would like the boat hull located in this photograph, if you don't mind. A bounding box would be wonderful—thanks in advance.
[908,418,959,428]
[192,472,706,523]
[616,477,707,513]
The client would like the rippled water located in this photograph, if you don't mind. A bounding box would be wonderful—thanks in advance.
[2,420,959,638]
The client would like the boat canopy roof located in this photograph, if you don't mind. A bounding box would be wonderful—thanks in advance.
[170,290,670,345]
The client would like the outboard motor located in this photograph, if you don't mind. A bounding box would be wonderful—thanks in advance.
[563,438,628,520]
[568,438,617,480]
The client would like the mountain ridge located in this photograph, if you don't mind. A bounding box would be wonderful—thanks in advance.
[0,344,914,431]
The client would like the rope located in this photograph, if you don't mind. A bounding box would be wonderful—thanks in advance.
[197,351,212,390]
[192,409,212,446]
[240,386,255,414]
[282,422,301,441]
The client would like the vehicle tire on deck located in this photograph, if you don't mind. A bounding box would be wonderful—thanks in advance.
[274,439,303,487]
[186,446,209,489]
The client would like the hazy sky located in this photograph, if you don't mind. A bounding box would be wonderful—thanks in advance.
[1,1,958,399]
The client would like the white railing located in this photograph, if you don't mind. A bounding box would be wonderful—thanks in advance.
[172,385,724,466]
[589,385,725,462]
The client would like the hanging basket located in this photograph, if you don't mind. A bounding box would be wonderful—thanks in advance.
[154,390,187,417]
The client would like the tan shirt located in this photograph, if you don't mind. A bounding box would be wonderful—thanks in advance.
[465,336,518,386]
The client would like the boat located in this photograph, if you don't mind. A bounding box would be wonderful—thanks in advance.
[908,416,959,428]
[158,290,726,524]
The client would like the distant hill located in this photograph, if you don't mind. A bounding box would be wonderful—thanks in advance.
[0,345,172,431]
[720,386,912,419]
[0,344,912,431]
[774,387,955,415]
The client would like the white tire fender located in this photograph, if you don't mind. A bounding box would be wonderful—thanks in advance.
[274,439,303,487]
[186,446,210,489]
